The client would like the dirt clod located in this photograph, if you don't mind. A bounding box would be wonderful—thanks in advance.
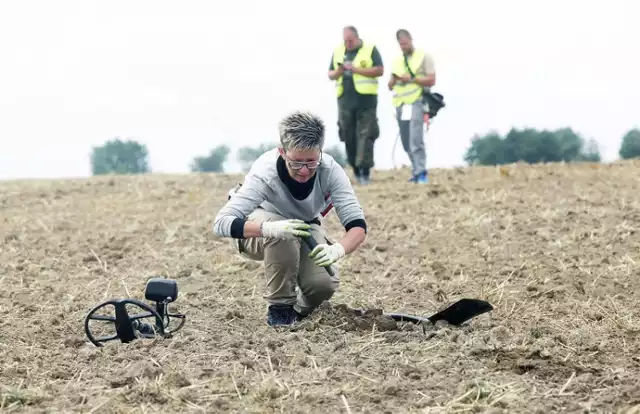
[109,361,164,388]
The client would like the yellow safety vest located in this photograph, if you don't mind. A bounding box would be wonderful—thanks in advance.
[391,48,426,107]
[332,43,379,97]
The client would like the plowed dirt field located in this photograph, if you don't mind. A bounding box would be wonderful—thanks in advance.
[2,161,640,413]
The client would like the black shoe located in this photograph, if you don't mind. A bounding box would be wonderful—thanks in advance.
[360,168,371,185]
[267,304,301,327]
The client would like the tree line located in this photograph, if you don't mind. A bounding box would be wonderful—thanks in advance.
[90,127,640,176]
[89,140,348,175]
[464,127,640,166]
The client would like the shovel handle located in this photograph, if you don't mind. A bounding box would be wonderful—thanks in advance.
[302,236,335,277]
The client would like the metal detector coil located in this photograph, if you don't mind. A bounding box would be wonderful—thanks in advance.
[84,278,186,347]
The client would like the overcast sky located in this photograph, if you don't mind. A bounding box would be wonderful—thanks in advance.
[1,0,638,180]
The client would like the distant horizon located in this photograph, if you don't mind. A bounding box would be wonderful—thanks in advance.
[3,151,637,185]
[3,120,636,182]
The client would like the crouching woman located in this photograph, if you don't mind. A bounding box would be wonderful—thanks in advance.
[213,111,368,326]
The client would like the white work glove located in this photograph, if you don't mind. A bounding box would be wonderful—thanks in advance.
[309,243,345,267]
[261,219,311,240]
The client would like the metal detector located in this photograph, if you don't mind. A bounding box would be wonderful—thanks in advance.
[83,278,186,347]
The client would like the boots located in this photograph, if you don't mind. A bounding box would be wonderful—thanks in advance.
[354,167,371,185]
[267,304,302,326]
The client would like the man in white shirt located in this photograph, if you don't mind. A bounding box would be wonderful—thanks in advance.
[388,29,437,184]
[213,111,368,326]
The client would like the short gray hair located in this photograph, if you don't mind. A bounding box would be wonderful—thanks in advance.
[278,111,325,151]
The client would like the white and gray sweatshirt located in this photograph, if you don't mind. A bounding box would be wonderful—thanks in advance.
[213,148,367,238]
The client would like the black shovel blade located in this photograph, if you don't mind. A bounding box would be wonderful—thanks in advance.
[427,298,493,326]
[347,298,493,326]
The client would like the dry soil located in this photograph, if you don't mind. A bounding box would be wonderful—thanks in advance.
[2,161,640,413]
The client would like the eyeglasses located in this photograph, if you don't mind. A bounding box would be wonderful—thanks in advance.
[283,152,322,170]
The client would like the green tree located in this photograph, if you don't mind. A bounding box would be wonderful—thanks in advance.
[237,142,279,171]
[553,127,583,161]
[619,128,640,160]
[463,132,507,165]
[324,144,347,167]
[501,128,543,164]
[190,145,231,173]
[463,127,602,166]
[90,137,150,175]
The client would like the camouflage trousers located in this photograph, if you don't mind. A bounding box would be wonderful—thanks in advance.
[337,105,380,173]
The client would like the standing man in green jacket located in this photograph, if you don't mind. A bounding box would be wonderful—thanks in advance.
[328,26,384,185]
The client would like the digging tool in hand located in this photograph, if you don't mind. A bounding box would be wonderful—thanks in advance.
[302,236,336,277]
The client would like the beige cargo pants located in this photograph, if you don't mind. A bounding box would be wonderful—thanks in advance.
[233,208,341,316]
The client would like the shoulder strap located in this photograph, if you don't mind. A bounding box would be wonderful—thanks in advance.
[403,54,416,78]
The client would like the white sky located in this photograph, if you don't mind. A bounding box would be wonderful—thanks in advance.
[1,0,638,180]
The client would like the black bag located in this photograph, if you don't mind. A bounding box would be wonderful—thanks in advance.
[403,54,446,119]
[422,91,445,119]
